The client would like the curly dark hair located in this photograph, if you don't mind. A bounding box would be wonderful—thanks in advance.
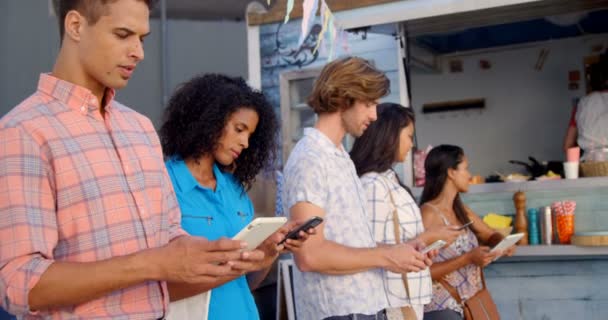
[159,74,278,191]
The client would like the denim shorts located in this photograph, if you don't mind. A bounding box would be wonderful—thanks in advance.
[323,309,387,320]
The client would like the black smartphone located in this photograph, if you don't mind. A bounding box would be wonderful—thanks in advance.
[455,220,474,230]
[278,216,323,245]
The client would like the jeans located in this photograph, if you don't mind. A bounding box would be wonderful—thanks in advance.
[424,309,464,320]
[323,309,387,320]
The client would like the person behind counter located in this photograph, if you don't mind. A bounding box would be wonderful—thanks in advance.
[420,145,516,320]
[350,103,461,320]
[563,49,608,161]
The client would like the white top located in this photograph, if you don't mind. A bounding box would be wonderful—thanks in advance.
[360,170,433,307]
[576,91,608,161]
[283,128,390,320]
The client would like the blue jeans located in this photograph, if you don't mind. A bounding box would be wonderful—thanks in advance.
[323,309,387,320]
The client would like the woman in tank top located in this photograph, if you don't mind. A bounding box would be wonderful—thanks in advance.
[419,145,516,320]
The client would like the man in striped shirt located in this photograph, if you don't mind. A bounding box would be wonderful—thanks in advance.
[0,0,264,318]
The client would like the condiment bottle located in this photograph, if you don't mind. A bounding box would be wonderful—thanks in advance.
[540,206,553,245]
[513,190,528,245]
[527,208,540,245]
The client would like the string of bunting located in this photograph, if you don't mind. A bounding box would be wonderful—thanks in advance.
[282,0,349,61]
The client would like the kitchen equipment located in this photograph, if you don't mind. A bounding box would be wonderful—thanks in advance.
[509,157,564,178]
[509,157,546,178]
[546,161,565,177]
[485,174,502,183]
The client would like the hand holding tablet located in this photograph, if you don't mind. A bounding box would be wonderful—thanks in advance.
[490,232,524,260]
[232,217,287,251]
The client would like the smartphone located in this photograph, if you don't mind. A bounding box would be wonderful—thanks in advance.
[421,239,446,254]
[278,216,323,245]
[455,220,474,231]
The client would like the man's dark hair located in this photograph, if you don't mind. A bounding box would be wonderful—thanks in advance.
[159,74,279,191]
[54,0,156,41]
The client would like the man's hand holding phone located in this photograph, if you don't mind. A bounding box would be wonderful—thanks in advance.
[278,216,322,250]
[381,241,427,274]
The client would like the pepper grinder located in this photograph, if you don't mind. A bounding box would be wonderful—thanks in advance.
[513,190,528,245]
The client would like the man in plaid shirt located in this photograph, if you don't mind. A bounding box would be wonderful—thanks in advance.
[0,1,265,318]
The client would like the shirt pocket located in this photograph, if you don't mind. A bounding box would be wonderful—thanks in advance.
[230,208,254,236]
[181,212,219,239]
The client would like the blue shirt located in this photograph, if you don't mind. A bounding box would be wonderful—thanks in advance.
[165,157,259,320]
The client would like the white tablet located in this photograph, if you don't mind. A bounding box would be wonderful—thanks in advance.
[490,233,524,253]
[232,217,287,251]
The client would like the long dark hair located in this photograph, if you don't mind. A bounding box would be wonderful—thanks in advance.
[350,103,415,191]
[419,145,470,224]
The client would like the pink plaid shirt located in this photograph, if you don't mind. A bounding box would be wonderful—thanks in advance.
[0,74,184,319]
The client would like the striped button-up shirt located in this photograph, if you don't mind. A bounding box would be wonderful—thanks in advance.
[0,74,184,319]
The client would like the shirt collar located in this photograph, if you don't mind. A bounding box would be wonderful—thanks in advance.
[381,169,398,181]
[303,127,349,158]
[37,73,116,117]
[170,157,226,193]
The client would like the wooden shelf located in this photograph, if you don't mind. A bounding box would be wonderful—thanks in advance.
[412,176,608,197]
[496,245,608,262]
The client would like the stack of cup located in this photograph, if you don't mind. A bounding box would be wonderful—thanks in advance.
[564,147,580,179]
[551,200,576,244]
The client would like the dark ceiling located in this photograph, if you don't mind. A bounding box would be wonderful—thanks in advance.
[414,9,608,54]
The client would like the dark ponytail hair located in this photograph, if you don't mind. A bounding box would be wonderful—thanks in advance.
[419,145,470,224]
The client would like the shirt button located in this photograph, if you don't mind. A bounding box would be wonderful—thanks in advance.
[80,106,86,114]
[125,165,130,172]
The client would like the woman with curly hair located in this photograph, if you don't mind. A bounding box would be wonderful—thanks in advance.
[160,74,310,320]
